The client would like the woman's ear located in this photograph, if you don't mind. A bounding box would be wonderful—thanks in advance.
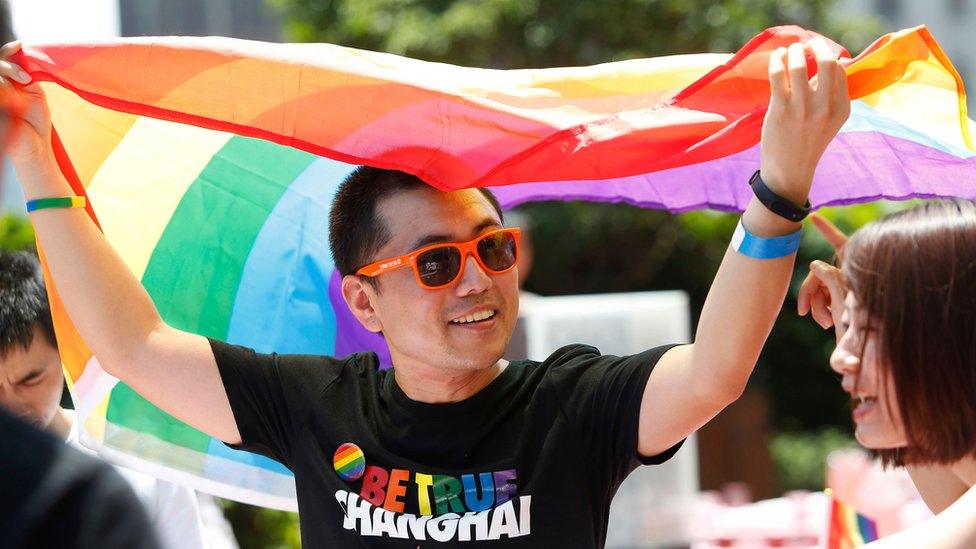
[341,275,383,333]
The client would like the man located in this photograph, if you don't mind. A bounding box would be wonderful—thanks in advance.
[0,250,209,549]
[1,35,849,546]
[0,406,161,548]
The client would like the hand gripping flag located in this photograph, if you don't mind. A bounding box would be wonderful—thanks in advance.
[17,25,975,509]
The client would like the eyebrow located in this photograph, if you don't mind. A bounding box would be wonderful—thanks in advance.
[407,218,501,251]
[17,368,44,385]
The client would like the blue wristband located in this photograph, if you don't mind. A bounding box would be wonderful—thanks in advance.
[731,219,801,259]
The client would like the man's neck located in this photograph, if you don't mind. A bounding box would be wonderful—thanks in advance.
[48,407,74,440]
[393,359,509,404]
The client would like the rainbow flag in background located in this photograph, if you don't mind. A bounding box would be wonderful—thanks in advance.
[18,25,976,509]
[826,495,880,548]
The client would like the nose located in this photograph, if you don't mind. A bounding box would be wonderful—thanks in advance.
[830,330,860,393]
[454,253,492,296]
[830,328,861,373]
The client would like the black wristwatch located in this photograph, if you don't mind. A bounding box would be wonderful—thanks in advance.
[748,170,811,222]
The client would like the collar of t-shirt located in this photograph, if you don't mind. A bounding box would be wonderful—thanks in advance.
[383,360,522,420]
[376,359,530,467]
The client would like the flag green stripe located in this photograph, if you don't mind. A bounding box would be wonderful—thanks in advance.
[106,136,317,449]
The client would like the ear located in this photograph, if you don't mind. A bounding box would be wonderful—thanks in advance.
[341,275,384,333]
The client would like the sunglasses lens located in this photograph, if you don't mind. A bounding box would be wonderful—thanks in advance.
[477,231,518,272]
[416,246,462,287]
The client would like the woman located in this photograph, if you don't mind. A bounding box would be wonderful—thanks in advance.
[799,201,976,547]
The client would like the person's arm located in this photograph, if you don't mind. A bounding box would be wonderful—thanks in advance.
[865,483,976,548]
[0,42,242,444]
[637,39,851,456]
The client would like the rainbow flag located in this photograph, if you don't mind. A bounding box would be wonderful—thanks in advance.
[19,26,975,509]
[826,495,880,548]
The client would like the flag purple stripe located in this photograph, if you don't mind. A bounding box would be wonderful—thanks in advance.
[490,131,976,212]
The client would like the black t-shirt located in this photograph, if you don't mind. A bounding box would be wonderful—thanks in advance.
[0,408,159,549]
[212,340,682,547]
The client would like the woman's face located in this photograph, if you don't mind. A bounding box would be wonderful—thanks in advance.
[830,292,908,449]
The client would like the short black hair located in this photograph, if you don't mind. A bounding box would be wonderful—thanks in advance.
[328,167,504,277]
[0,251,56,359]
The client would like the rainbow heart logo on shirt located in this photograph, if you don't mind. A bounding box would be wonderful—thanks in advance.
[333,443,366,481]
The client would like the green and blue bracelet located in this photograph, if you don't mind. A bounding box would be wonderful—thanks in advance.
[25,196,87,213]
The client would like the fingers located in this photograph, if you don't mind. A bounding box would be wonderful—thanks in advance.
[810,258,845,294]
[0,41,30,86]
[809,259,847,330]
[811,37,851,125]
[809,213,848,252]
[798,259,848,333]
[759,36,850,210]
[0,40,22,58]
[807,37,850,128]
[0,59,30,84]
[810,285,832,329]
[787,42,809,105]
[809,38,835,97]
[797,271,818,316]
[833,56,850,109]
[773,38,835,102]
[768,46,789,105]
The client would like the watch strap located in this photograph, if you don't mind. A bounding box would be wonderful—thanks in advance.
[749,170,811,222]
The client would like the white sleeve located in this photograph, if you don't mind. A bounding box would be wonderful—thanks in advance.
[196,493,240,549]
[150,480,207,549]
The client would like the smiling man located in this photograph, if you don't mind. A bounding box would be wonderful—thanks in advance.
[3,37,850,547]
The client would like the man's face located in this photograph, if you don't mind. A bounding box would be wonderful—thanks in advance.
[364,187,519,372]
[0,326,64,429]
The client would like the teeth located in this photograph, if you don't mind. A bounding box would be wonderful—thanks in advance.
[451,310,495,324]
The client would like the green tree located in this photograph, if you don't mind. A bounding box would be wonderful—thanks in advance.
[0,213,35,251]
[273,0,880,68]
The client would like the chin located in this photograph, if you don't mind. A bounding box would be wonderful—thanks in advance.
[456,354,504,371]
[445,335,509,364]
[855,428,905,450]
[448,346,506,370]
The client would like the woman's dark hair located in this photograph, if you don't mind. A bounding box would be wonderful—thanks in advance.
[843,200,976,466]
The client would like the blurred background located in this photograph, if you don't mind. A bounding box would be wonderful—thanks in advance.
[2,1,973,547]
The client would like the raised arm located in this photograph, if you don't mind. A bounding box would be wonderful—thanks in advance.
[1,42,241,444]
[637,39,850,456]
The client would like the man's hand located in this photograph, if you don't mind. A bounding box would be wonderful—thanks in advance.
[760,39,850,206]
[0,41,55,166]
[0,41,241,444]
[638,38,851,458]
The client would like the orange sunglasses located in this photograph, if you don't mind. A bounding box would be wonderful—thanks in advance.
[356,227,521,289]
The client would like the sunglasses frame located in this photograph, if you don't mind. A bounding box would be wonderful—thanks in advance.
[356,227,521,289]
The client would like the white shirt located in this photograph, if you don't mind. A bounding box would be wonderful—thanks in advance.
[65,410,207,549]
